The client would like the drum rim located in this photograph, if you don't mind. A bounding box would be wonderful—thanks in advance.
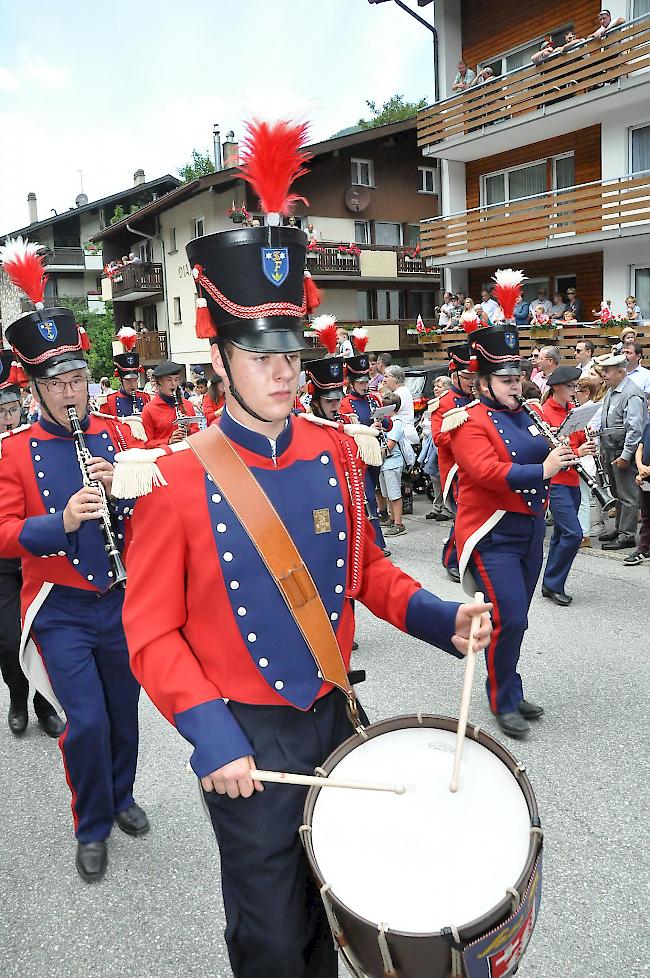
[302,713,542,943]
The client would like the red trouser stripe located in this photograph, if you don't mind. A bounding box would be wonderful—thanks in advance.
[472,550,501,714]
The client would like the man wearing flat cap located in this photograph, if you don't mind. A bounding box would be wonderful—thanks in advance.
[597,354,645,550]
[140,360,199,448]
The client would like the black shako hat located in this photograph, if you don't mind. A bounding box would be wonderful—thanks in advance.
[469,323,521,376]
[305,355,345,400]
[153,360,184,379]
[546,365,581,387]
[345,353,371,380]
[6,308,87,379]
[186,226,307,354]
[447,343,471,373]
[0,350,21,404]
[114,351,141,378]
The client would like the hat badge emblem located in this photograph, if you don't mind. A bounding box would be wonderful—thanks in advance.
[505,332,517,349]
[37,319,58,343]
[261,247,289,287]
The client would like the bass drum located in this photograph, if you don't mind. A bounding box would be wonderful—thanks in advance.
[301,715,543,978]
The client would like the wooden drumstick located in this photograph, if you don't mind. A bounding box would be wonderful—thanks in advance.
[449,591,485,793]
[251,769,406,794]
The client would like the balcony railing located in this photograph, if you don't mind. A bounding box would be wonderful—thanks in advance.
[42,247,85,268]
[306,243,439,277]
[418,15,650,148]
[106,263,163,300]
[421,171,650,260]
[135,332,167,360]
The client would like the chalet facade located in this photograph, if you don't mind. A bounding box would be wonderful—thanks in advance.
[419,0,650,320]
[94,121,443,373]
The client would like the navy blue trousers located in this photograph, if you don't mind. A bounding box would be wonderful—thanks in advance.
[204,691,365,978]
[543,483,582,594]
[470,514,545,715]
[441,489,459,571]
[31,585,140,842]
[366,466,386,549]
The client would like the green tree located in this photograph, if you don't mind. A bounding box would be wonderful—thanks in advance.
[177,148,216,183]
[357,94,428,129]
[54,297,117,381]
[109,203,140,225]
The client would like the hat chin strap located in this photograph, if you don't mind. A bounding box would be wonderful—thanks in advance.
[218,341,278,426]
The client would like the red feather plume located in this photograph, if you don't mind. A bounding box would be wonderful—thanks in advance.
[117,326,138,352]
[239,120,311,215]
[351,328,369,353]
[460,310,481,334]
[0,237,48,307]
[311,315,338,354]
[492,268,526,322]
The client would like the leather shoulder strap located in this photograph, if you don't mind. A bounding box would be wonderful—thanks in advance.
[187,426,353,698]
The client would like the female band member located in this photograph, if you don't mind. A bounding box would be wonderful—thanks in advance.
[445,270,574,739]
[540,366,594,601]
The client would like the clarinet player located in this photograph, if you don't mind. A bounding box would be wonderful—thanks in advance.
[0,239,148,883]
[140,360,199,448]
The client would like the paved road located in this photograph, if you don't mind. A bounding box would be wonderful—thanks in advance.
[1,496,648,978]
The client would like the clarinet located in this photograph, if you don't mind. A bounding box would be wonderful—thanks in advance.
[172,387,193,433]
[67,407,127,589]
[516,397,617,510]
[131,391,141,416]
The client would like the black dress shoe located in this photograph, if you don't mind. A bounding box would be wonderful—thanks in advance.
[541,586,572,606]
[435,512,452,522]
[446,566,461,583]
[598,529,619,542]
[76,841,108,883]
[116,803,150,837]
[601,535,636,551]
[518,699,545,720]
[351,641,359,651]
[36,711,66,739]
[382,548,392,558]
[496,712,530,738]
[8,701,28,736]
[425,511,438,520]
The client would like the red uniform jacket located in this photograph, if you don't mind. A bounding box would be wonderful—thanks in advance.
[449,400,551,589]
[0,414,138,615]
[539,398,585,487]
[140,393,199,448]
[122,411,461,779]
[100,388,150,418]
[430,386,472,500]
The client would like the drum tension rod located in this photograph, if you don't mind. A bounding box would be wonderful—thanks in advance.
[441,925,463,978]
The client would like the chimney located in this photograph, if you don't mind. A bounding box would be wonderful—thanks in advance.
[27,192,38,224]
[133,168,145,186]
[223,137,239,169]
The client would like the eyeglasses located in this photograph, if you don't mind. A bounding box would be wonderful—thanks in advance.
[0,405,20,419]
[41,377,87,394]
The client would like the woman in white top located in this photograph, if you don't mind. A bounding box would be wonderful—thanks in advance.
[383,364,419,444]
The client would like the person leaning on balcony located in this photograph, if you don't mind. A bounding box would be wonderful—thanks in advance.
[480,288,500,321]
[470,65,496,87]
[451,60,476,92]
[565,287,583,321]
[559,30,586,52]
[550,293,567,319]
[531,37,561,65]
[514,296,530,327]
[437,291,455,327]
[588,9,625,39]
[625,296,642,321]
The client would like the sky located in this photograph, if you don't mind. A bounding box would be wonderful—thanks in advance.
[0,0,437,234]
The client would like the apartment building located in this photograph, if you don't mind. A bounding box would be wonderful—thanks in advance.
[94,120,443,373]
[419,0,650,319]
[0,171,180,340]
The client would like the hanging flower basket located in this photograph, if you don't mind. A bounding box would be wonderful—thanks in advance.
[227,202,249,224]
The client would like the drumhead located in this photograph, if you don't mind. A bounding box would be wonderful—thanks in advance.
[309,723,531,934]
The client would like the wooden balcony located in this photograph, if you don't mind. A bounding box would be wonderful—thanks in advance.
[42,247,85,269]
[135,331,167,361]
[306,244,360,275]
[418,16,650,151]
[421,172,650,262]
[104,263,163,302]
[306,243,439,278]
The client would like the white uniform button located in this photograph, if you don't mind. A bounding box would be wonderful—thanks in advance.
[531,489,536,494]
[338,531,346,541]
[37,472,44,478]
[248,633,257,643]
[259,657,268,667]
[274,680,284,691]
[207,475,213,482]
[101,432,108,439]
[87,574,94,581]
[73,558,80,565]
[330,612,339,621]
[237,607,246,616]
[336,558,344,568]
[43,490,50,497]
[49,507,56,514]
[320,454,329,464]
[31,441,38,447]
[336,504,343,513]
[511,452,517,457]
[335,585,343,594]
[230,581,240,590]
[505,439,510,444]
[57,550,65,556]
[117,534,123,540]
[329,477,337,486]
[34,454,41,461]
[212,493,222,503]
[107,445,114,452]
[216,523,227,533]
[223,552,233,562]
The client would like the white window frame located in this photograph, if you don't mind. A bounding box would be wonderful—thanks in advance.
[629,122,650,175]
[374,222,403,247]
[480,157,548,208]
[477,24,573,76]
[168,227,177,254]
[551,151,575,190]
[418,166,438,194]
[193,216,205,238]
[173,296,182,324]
[351,158,375,188]
[631,265,650,318]
[354,220,371,244]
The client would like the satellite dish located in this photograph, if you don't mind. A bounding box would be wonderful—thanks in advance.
[344,186,371,213]
[75,193,89,207]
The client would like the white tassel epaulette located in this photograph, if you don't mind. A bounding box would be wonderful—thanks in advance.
[441,399,480,433]
[0,424,31,459]
[92,410,146,443]
[427,396,440,414]
[111,442,190,498]
[298,412,382,467]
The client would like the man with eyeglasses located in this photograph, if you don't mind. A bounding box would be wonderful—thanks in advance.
[575,339,596,377]
[0,247,148,884]
[565,288,583,322]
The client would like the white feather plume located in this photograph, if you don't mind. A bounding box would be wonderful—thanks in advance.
[311,314,337,331]
[493,268,526,288]
[0,236,45,265]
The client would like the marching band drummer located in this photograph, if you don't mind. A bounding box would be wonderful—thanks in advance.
[0,240,148,882]
[446,270,574,740]
[99,327,150,419]
[139,360,199,448]
[116,121,492,978]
